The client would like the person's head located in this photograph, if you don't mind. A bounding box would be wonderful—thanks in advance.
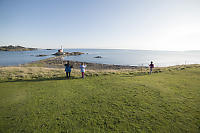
[81,62,84,65]
[67,61,70,64]
[151,61,153,64]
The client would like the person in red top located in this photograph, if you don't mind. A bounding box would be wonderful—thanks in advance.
[149,61,154,74]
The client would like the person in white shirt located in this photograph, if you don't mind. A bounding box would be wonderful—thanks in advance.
[80,62,87,78]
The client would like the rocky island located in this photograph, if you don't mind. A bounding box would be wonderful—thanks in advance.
[52,47,84,56]
[94,56,102,58]
[0,45,37,51]
[52,51,84,56]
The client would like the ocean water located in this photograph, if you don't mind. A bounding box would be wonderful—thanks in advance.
[0,49,199,67]
[0,49,56,66]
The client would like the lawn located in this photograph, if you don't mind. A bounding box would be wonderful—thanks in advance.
[0,66,200,132]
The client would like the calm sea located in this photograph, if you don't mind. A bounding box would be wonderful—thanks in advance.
[0,49,199,67]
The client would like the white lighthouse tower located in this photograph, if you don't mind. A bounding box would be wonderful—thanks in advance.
[58,45,63,53]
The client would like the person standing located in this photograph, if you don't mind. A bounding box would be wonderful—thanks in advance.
[80,62,87,78]
[65,61,73,78]
[149,61,154,74]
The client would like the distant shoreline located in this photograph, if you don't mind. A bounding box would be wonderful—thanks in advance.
[0,45,37,51]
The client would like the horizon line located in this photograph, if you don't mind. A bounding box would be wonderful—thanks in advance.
[1,44,200,52]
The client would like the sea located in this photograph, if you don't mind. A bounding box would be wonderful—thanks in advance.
[0,49,199,67]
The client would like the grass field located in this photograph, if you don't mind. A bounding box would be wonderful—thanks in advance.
[0,65,200,132]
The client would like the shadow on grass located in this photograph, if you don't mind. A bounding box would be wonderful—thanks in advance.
[0,76,83,83]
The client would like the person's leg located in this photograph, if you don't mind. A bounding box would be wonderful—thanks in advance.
[66,72,69,78]
[69,72,71,78]
[150,68,152,74]
[82,72,84,78]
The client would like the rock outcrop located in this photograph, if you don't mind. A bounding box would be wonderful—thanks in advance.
[52,52,84,56]
[94,56,102,58]
[0,45,37,51]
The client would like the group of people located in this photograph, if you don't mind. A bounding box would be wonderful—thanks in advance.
[64,61,86,79]
[64,61,155,79]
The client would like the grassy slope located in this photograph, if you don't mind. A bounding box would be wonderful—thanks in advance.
[0,66,200,132]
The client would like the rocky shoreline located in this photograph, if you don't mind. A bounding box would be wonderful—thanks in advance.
[26,56,144,70]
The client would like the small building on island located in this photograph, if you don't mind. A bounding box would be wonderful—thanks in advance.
[52,46,65,56]
[58,46,63,53]
[52,45,84,56]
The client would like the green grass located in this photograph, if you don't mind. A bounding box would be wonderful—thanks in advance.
[0,66,200,132]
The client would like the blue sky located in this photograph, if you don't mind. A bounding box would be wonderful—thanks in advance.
[0,0,200,50]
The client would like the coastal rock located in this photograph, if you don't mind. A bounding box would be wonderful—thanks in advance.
[0,45,37,51]
[36,54,48,57]
[45,49,55,50]
[94,56,102,58]
[52,52,65,56]
[70,52,84,55]
[52,51,84,56]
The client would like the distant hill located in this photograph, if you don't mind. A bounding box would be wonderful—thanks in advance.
[0,45,37,51]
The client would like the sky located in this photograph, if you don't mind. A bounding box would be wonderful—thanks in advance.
[0,0,200,50]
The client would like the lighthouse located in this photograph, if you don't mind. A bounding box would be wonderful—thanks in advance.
[58,45,63,53]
